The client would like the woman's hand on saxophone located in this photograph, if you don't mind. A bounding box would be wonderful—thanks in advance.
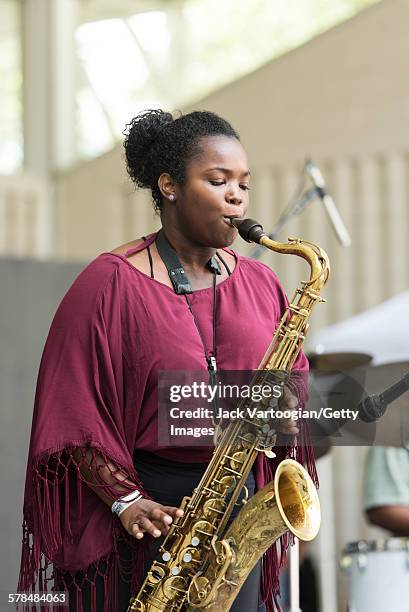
[120,499,184,540]
[273,386,299,435]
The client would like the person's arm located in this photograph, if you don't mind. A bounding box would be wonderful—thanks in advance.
[366,505,409,536]
[74,448,183,539]
[363,447,409,536]
[73,447,138,505]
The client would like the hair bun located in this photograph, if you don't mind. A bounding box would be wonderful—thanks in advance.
[123,109,173,188]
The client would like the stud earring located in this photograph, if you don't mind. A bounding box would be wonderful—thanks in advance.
[168,194,175,201]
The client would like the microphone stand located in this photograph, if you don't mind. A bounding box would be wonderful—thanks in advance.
[289,537,302,612]
[250,187,318,259]
[250,157,352,258]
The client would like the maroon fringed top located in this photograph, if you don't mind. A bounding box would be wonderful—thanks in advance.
[19,234,314,611]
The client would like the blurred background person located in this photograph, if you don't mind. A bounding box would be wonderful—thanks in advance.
[364,447,409,535]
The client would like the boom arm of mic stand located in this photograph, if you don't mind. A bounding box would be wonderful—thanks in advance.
[249,188,318,259]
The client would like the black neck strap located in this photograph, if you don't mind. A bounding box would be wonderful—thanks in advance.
[156,229,221,295]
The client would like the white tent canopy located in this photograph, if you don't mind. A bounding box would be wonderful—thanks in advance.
[310,290,409,366]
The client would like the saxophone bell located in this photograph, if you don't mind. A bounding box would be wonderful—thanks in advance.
[186,459,321,611]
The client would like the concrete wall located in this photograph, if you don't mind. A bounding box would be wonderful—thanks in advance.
[0,259,83,603]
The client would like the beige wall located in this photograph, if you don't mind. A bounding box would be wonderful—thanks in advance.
[57,0,409,322]
[56,148,160,261]
[195,1,409,163]
[0,174,52,257]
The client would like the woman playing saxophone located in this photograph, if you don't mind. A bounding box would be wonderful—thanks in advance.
[19,109,314,612]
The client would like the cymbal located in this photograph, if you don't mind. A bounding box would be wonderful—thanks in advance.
[307,352,373,371]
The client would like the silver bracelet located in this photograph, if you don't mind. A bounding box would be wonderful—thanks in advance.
[111,490,144,516]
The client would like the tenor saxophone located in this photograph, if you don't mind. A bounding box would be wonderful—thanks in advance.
[129,218,330,612]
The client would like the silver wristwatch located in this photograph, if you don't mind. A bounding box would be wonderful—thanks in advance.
[111,490,144,516]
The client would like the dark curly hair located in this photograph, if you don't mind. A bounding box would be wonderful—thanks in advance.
[123,109,240,212]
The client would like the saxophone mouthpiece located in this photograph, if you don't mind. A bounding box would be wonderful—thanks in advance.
[229,217,241,228]
[231,217,266,244]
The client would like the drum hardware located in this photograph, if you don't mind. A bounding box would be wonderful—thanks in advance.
[356,554,367,571]
[341,538,409,612]
[357,541,368,570]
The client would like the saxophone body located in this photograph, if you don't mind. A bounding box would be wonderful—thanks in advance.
[129,219,330,612]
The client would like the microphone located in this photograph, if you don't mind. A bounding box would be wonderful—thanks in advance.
[359,371,409,423]
[305,159,352,247]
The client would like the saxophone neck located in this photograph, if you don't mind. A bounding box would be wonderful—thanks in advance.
[231,217,330,293]
[260,235,330,292]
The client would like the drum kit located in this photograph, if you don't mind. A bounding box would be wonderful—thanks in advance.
[307,352,409,612]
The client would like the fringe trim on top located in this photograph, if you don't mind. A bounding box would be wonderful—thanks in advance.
[18,445,149,611]
[18,431,317,611]
[260,418,318,612]
[18,522,145,612]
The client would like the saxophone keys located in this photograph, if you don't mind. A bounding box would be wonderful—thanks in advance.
[188,575,211,603]
[213,475,235,493]
[203,497,224,518]
[162,575,187,600]
[195,528,214,537]
[179,545,201,567]
[235,485,249,506]
[193,519,215,535]
[128,601,144,611]
[147,564,166,584]
[223,451,246,471]
[223,578,239,587]
[171,566,181,575]
[222,466,242,477]
[191,536,200,546]
[162,551,171,562]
